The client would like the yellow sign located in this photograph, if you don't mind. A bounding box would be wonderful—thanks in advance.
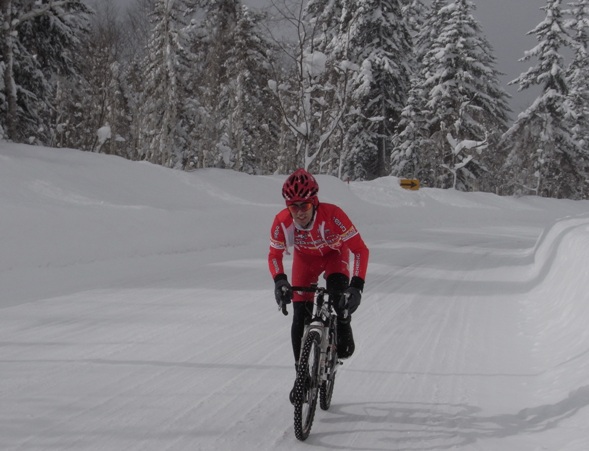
[400,179,420,190]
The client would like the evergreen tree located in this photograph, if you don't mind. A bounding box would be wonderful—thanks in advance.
[564,0,589,168]
[391,0,437,185]
[120,0,156,161]
[69,0,131,156]
[186,0,278,173]
[304,0,344,52]
[224,5,280,174]
[391,75,431,181]
[186,0,240,169]
[400,0,428,37]
[342,0,412,180]
[202,0,240,168]
[138,0,192,167]
[0,0,92,144]
[415,0,450,62]
[402,0,510,190]
[391,0,428,182]
[501,0,586,199]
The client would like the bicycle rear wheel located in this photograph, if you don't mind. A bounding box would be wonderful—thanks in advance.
[293,330,321,441]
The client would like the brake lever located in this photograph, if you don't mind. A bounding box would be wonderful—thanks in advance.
[279,286,290,316]
[343,292,350,319]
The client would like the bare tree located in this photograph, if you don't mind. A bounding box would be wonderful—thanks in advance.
[264,0,353,174]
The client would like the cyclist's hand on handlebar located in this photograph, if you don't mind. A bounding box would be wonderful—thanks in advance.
[342,276,364,314]
[343,287,361,314]
[274,274,292,305]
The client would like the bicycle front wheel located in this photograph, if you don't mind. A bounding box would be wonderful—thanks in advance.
[293,330,321,441]
[320,330,338,410]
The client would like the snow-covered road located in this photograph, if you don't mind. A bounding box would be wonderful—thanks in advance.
[1,143,588,450]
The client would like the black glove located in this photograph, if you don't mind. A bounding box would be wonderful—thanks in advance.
[274,274,292,306]
[343,276,364,314]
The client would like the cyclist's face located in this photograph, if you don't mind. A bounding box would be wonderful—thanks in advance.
[288,201,314,227]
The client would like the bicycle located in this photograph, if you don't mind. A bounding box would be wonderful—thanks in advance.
[283,284,348,441]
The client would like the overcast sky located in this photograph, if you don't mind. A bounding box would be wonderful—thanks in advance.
[473,0,545,116]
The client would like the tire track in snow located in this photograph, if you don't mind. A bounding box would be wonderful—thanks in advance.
[319,229,540,450]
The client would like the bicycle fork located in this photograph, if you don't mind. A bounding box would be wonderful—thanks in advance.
[301,322,327,378]
[300,323,337,384]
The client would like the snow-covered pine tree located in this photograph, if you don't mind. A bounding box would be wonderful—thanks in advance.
[400,0,428,37]
[138,0,192,167]
[224,5,280,174]
[391,0,429,182]
[305,0,344,53]
[417,0,510,191]
[0,0,92,144]
[184,0,279,173]
[200,0,239,169]
[117,0,156,162]
[71,0,132,156]
[564,0,589,173]
[501,0,586,199]
[186,0,236,169]
[341,0,412,181]
[414,0,449,68]
[391,75,432,181]
[401,0,453,186]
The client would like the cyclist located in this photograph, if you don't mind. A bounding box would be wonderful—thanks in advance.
[268,169,369,391]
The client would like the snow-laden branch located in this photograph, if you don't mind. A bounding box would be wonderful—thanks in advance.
[16,1,80,26]
[443,132,488,189]
[446,133,488,156]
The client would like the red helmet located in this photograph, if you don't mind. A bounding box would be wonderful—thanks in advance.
[282,169,319,204]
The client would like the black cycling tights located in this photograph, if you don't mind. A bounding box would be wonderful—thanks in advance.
[290,272,350,362]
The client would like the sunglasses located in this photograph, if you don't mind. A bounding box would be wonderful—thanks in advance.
[287,202,314,214]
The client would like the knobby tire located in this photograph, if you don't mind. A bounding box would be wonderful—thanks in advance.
[320,330,337,410]
[293,330,321,441]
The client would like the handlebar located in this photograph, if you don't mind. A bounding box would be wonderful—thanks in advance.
[290,285,342,295]
[278,286,333,315]
[286,285,349,319]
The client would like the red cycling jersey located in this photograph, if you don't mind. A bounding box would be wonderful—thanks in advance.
[268,203,369,281]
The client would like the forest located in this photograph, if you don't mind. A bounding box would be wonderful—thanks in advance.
[1,0,588,199]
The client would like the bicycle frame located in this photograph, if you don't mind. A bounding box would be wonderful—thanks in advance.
[292,284,340,382]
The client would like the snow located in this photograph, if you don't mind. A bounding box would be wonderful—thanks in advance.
[2,141,589,450]
[303,50,327,77]
[96,125,111,150]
